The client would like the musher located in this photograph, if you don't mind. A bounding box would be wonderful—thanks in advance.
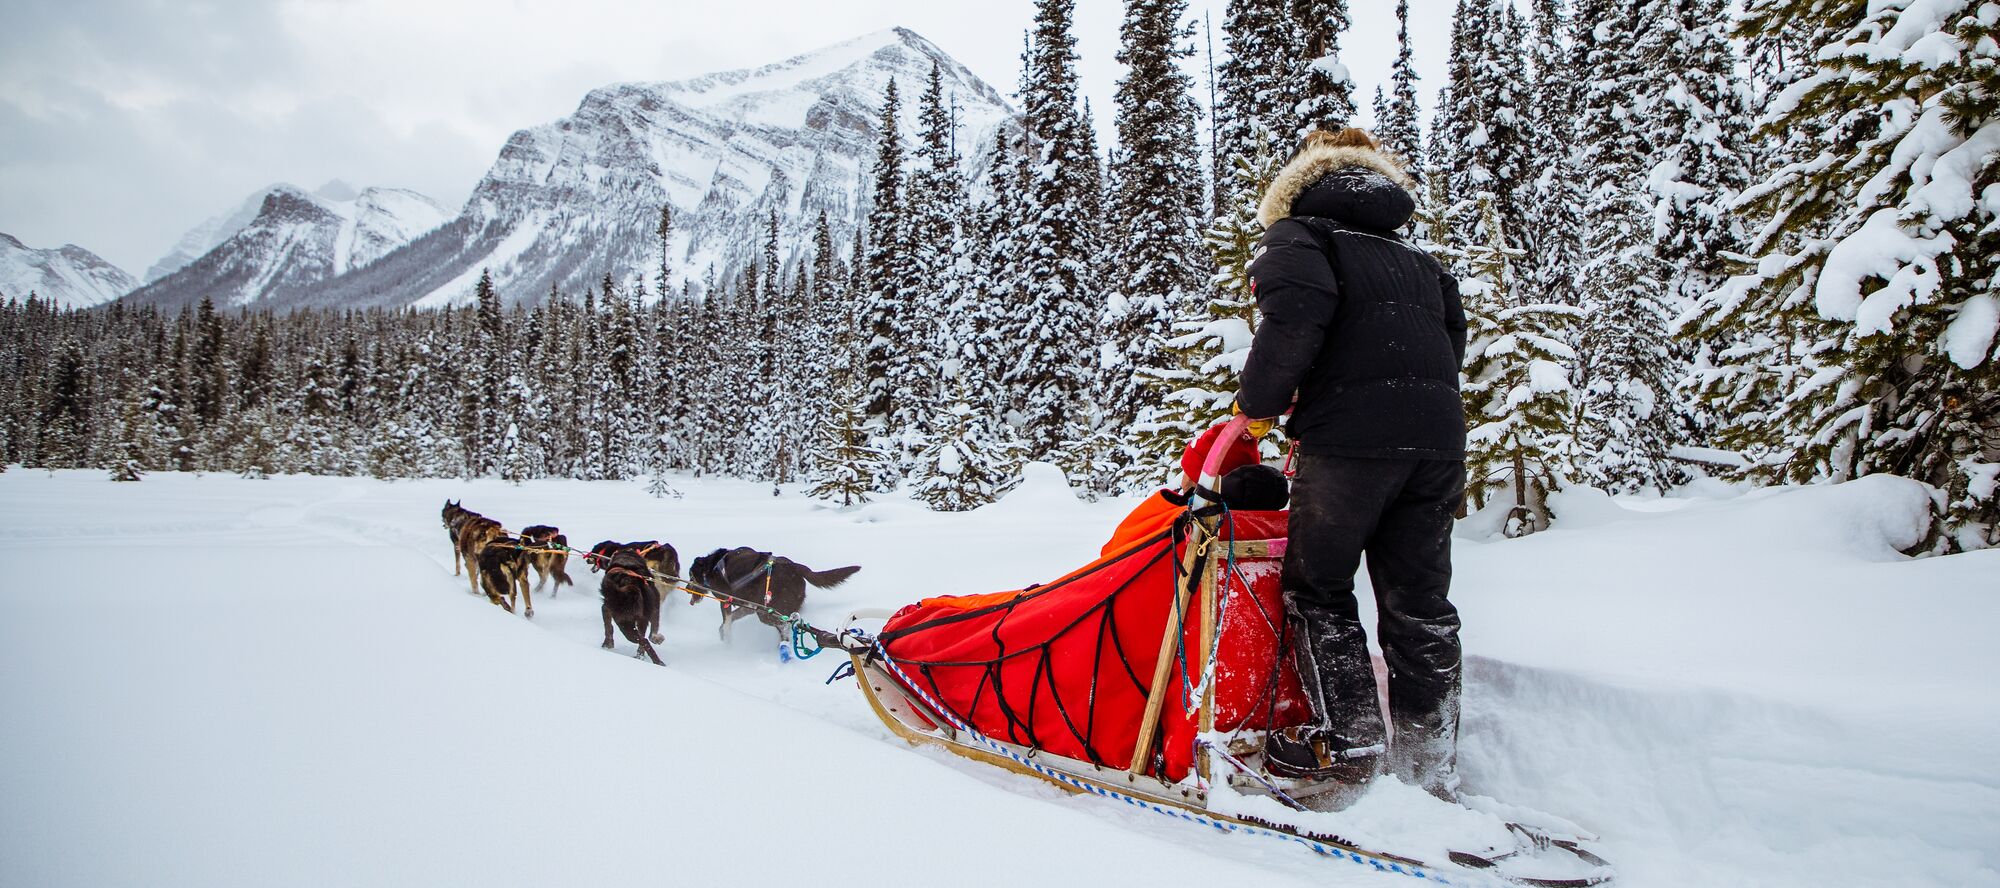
[1233,127,1469,800]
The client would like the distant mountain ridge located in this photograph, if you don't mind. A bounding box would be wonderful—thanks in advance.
[0,233,137,309]
[277,27,1016,310]
[144,186,276,283]
[121,184,448,310]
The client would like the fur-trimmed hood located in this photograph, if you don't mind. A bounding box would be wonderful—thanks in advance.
[1257,144,1418,230]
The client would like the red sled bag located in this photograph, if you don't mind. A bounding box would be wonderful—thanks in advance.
[878,424,1309,783]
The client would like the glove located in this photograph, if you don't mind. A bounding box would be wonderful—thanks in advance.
[1231,400,1278,439]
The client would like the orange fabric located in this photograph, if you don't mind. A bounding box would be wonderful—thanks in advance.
[1101,491,1182,559]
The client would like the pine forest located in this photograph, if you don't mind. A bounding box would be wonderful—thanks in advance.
[2,0,1994,552]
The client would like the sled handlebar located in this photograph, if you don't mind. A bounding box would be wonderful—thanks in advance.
[1193,414,1253,507]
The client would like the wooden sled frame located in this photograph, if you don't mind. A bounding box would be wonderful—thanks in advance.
[852,652,1466,881]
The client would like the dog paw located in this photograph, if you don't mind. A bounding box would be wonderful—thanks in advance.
[601,640,614,650]
[649,633,664,644]
[524,609,534,619]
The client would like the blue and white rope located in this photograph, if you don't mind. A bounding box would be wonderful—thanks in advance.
[867,641,1495,887]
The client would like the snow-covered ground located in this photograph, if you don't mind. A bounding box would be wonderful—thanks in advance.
[1,467,1994,887]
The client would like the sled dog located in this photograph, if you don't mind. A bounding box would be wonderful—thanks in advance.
[689,547,859,644]
[588,540,681,643]
[477,533,535,617]
[599,548,666,666]
[518,525,574,595]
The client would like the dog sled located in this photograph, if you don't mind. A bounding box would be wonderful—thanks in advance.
[840,417,1615,887]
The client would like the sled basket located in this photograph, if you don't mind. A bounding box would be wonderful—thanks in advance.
[877,432,1308,783]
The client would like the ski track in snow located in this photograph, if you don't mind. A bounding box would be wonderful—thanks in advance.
[1,469,1995,888]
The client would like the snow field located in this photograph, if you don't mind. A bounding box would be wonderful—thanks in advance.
[1,468,1995,887]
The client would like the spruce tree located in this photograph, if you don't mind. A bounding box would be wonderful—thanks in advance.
[236,407,279,480]
[1434,0,1535,261]
[1007,0,1103,458]
[912,383,1027,511]
[189,296,228,470]
[1292,0,1355,134]
[1214,0,1307,188]
[1570,0,1687,493]
[806,374,887,507]
[1522,0,1586,310]
[473,269,505,476]
[901,63,963,440]
[38,335,89,470]
[655,204,675,294]
[1110,0,1208,483]
[966,130,1028,415]
[860,79,907,427]
[1683,0,1999,550]
[1376,0,1424,171]
[1139,133,1288,479]
[1460,197,1581,535]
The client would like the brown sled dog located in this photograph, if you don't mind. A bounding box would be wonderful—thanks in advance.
[689,547,859,644]
[441,500,475,574]
[478,534,536,617]
[456,514,508,598]
[519,525,574,596]
[599,549,665,665]
[441,500,520,604]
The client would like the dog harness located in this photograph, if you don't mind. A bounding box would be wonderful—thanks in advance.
[718,554,777,607]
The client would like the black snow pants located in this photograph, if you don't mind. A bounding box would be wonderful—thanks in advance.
[1281,452,1465,796]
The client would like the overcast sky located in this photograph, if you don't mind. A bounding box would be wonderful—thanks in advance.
[0,0,1453,276]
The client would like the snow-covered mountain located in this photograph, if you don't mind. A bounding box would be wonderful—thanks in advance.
[0,233,138,308]
[286,27,1016,310]
[122,184,448,310]
[143,186,278,283]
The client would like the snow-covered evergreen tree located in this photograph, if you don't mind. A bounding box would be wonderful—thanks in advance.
[806,374,887,507]
[1005,0,1103,458]
[860,79,908,429]
[911,383,1025,511]
[1214,0,1307,188]
[1376,0,1424,172]
[1570,0,1687,493]
[1460,196,1581,535]
[1434,0,1535,260]
[1292,0,1356,134]
[1646,0,1752,310]
[965,131,1028,415]
[1137,133,1287,478]
[1522,0,1585,310]
[108,368,149,482]
[1109,0,1208,482]
[1682,0,1999,550]
[900,63,963,441]
[236,407,279,480]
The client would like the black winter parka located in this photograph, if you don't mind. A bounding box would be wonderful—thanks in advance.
[1236,150,1467,460]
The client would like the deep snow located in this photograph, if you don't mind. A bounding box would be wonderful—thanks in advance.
[1,467,1994,887]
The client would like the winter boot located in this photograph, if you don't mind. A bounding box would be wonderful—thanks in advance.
[1263,726,1384,782]
[1285,604,1388,761]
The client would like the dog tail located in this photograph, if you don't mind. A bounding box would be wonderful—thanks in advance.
[799,564,861,589]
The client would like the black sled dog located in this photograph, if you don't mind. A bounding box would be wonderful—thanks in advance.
[688,547,859,644]
[587,540,681,643]
[599,549,666,666]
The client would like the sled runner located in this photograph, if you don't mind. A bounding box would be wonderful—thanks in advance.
[852,416,1615,887]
